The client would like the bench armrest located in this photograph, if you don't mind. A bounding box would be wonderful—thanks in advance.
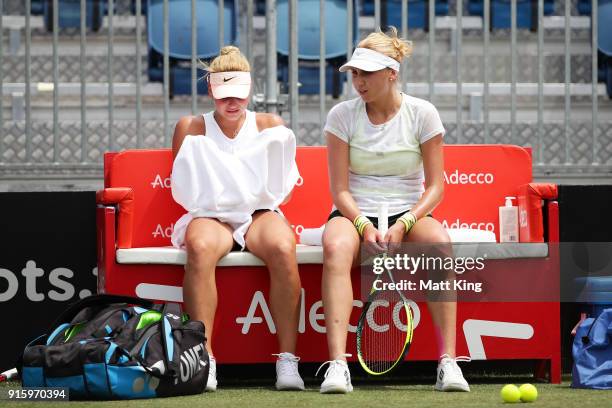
[96,187,134,248]
[518,183,558,243]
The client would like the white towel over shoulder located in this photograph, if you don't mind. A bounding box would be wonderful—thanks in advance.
[170,126,300,249]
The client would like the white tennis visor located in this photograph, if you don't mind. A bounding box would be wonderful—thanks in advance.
[208,71,252,99]
[339,47,401,73]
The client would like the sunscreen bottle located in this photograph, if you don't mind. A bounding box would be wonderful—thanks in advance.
[499,196,519,243]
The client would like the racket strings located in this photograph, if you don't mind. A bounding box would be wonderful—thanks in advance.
[360,289,411,374]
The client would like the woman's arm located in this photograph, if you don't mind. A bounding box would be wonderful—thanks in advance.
[256,112,284,131]
[327,131,382,245]
[172,115,205,160]
[405,134,445,219]
[326,131,362,221]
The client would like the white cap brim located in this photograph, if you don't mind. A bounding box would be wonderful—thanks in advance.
[211,84,251,99]
[339,59,389,72]
[339,47,401,73]
[209,71,252,99]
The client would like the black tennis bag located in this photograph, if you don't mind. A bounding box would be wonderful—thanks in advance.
[20,294,209,399]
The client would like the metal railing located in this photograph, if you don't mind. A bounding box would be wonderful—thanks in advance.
[0,0,610,181]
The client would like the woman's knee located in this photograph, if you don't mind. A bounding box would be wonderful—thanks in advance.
[265,236,300,285]
[323,236,359,261]
[427,229,451,244]
[264,232,297,260]
[185,236,225,262]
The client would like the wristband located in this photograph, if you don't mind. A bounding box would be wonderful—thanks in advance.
[353,214,373,237]
[398,212,417,233]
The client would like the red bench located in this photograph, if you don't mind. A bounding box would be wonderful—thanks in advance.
[96,144,561,382]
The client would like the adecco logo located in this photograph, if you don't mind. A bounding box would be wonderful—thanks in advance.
[153,223,174,239]
[236,288,422,335]
[290,224,304,236]
[444,170,494,185]
[442,219,496,232]
[151,174,171,189]
[0,262,96,302]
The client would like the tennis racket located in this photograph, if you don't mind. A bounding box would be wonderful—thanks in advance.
[356,203,414,375]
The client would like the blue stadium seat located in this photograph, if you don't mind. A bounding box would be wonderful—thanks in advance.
[276,0,359,97]
[468,0,554,29]
[361,0,449,30]
[147,0,238,96]
[131,0,148,15]
[31,0,44,15]
[577,0,592,15]
[37,0,105,31]
[255,0,266,15]
[599,0,612,98]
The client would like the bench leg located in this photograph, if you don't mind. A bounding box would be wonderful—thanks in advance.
[534,357,561,384]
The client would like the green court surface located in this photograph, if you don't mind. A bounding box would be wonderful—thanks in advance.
[1,380,610,408]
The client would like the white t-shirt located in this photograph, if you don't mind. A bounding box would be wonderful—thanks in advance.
[324,93,445,217]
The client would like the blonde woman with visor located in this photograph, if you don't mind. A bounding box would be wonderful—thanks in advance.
[171,46,304,392]
[318,28,470,394]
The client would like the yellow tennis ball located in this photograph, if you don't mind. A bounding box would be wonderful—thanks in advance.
[519,383,538,402]
[501,384,521,403]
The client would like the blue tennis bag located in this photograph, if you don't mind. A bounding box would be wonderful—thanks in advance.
[572,308,612,389]
[19,295,209,399]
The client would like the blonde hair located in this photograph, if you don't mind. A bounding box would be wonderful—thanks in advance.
[357,27,413,62]
[200,45,250,73]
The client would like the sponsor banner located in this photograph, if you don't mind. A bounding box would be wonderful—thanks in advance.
[434,146,532,242]
[108,146,534,247]
[115,261,560,364]
[0,192,97,372]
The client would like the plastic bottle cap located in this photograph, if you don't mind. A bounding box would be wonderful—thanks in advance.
[505,196,516,207]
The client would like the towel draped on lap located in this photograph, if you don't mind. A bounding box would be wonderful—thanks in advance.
[171,126,300,249]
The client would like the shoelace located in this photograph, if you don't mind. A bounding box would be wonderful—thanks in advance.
[315,353,352,378]
[440,354,471,374]
[273,352,301,377]
[440,354,471,363]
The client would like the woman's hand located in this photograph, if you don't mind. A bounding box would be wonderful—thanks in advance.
[384,222,406,255]
[362,223,387,255]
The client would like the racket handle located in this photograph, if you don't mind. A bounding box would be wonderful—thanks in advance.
[377,203,389,235]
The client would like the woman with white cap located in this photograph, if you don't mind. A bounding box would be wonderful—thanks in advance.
[171,46,304,392]
[318,28,470,394]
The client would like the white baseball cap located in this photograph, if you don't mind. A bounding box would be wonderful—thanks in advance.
[339,47,400,72]
[208,71,252,99]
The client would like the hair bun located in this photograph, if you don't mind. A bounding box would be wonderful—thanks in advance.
[358,26,413,62]
[219,45,240,56]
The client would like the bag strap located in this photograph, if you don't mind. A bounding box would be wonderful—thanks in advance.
[162,302,183,320]
[124,303,183,380]
[582,312,603,345]
[50,294,154,330]
[582,309,612,344]
[158,303,183,378]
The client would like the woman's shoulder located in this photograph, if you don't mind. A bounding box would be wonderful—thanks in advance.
[402,94,438,113]
[174,114,205,137]
[256,112,285,131]
[172,115,205,158]
[328,97,361,116]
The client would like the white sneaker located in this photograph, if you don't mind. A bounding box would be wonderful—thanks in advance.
[205,355,217,392]
[435,354,470,392]
[273,352,305,391]
[316,354,353,394]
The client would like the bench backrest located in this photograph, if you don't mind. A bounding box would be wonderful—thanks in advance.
[105,144,531,247]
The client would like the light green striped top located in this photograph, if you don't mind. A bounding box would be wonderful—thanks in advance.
[324,93,445,216]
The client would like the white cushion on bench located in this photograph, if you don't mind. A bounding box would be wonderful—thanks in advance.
[116,242,549,266]
[117,244,322,266]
